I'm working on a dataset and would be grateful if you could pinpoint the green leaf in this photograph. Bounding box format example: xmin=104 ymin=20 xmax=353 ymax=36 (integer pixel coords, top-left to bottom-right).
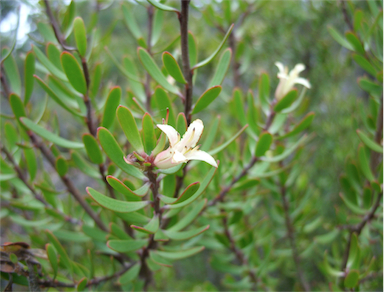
xmin=24 ymin=51 xmax=35 ymax=104
xmin=358 ymin=145 xmax=375 ymax=181
xmin=122 ymin=5 xmax=142 ymax=39
xmin=147 ymin=0 xmax=179 ymax=13
xmin=356 ymin=130 xmax=382 ymax=153
xmin=154 ymin=87 xmax=176 ymax=127
xmin=23 ymin=148 xmax=37 ymax=180
xmin=344 ymin=270 xmax=359 ymax=288
xmin=37 ymin=22 xmax=56 ymax=43
xmin=358 ymin=77 xmax=382 ymax=97
xmin=82 ymin=134 xmax=104 ymax=164
xmin=82 ymin=225 xmax=107 ymax=242
xmin=61 ymin=52 xmax=87 ymax=95
xmin=74 ymin=17 xmax=87 ymax=57
xmin=255 ymin=132 xmax=273 ymax=157
xmin=101 ymin=86 xmax=121 ymax=129
xmin=162 ymin=52 xmax=186 ymax=84
xmin=209 ymin=48 xmax=232 ymax=87
xmin=34 ymin=75 xmax=83 ymax=117
xmin=315 ymin=229 xmax=339 ymax=244
xmin=2 ymin=48 xmax=21 ymax=96
xmin=232 ymin=179 xmax=260 ymax=191
xmin=86 ymin=187 xmax=149 ymax=213
xmin=45 ymin=243 xmax=58 ymax=280
xmin=167 ymin=167 xmax=217 ymax=209
xmin=322 ymin=251 xmax=345 ymax=277
xmin=188 ymin=32 xmax=197 ymax=66
xmin=20 ymin=118 xmax=84 ymax=149
xmin=107 ymin=176 xmax=149 ymax=199
xmin=151 ymin=9 xmax=163 ymax=46
xmin=274 ymin=89 xmax=298 ymax=112
xmin=149 ymin=251 xmax=173 ymax=267
xmin=352 ymin=54 xmax=377 ymax=76
xmin=32 ymin=45 xmax=68 ymax=81
xmin=154 ymin=229 xmax=169 ymax=242
xmin=105 ymin=47 xmax=141 ymax=82
xmin=164 ymin=225 xmax=209 ymax=241
xmin=168 ymin=199 xmax=206 ymax=232
xmin=346 ymin=32 xmax=365 ymax=55
xmin=138 ymin=47 xmax=179 ymax=94
xmin=123 ymin=57 xmax=146 ymax=102
xmin=327 ymin=26 xmax=354 ymax=51
xmin=340 ymin=193 xmax=369 ymax=215
xmin=119 ymin=263 xmax=141 ymax=284
xmin=97 ymin=127 xmax=144 ymax=179
xmin=76 ymin=277 xmax=88 ymax=292
xmin=279 ymin=112 xmax=315 ymax=139
xmin=160 ymin=182 xmax=200 ymax=204
xmin=71 ymin=151 xmax=100 ymax=178
xmin=263 ymin=135 xmax=309 ymax=162
xmin=281 ymin=87 xmax=307 ymax=114
xmin=176 ymin=113 xmax=187 ymax=134
xmin=259 ymin=72 xmax=270 ymax=113
xmin=46 ymin=230 xmax=73 ymax=276
xmin=209 ymin=125 xmax=248 ymax=155
xmin=90 ymin=63 xmax=102 ymax=100
xmin=131 ymin=214 xmax=159 ymax=234
xmin=192 ymin=86 xmax=222 ymax=114
xmin=193 ymin=24 xmax=234 ymax=70
xmin=233 ymin=89 xmax=247 ymax=126
xmin=155 ymin=246 xmax=205 ymax=260
xmin=9 ymin=93 xmax=26 ymax=121
xmin=117 ymin=106 xmax=144 ymax=153
xmin=55 ymin=156 xmax=68 ymax=177
xmin=107 ymin=239 xmax=147 ymax=253
xmin=142 ymin=113 xmax=156 ymax=154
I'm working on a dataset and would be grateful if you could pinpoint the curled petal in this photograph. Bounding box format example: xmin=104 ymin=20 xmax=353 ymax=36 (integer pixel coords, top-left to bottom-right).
xmin=294 ymin=77 xmax=311 ymax=89
xmin=177 ymin=119 xmax=204 ymax=151
xmin=156 ymin=124 xmax=180 ymax=147
xmin=275 ymin=62 xmax=286 ymax=75
xmin=292 ymin=63 xmax=306 ymax=74
xmin=153 ymin=148 xmax=174 ymax=169
xmin=184 ymin=149 xmax=218 ymax=168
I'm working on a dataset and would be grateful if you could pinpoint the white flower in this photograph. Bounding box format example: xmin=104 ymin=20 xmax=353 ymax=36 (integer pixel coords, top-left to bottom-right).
xmin=274 ymin=62 xmax=311 ymax=100
xmin=154 ymin=119 xmax=218 ymax=169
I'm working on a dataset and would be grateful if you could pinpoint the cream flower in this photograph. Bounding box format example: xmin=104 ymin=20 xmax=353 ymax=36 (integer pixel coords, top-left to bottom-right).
xmin=154 ymin=119 xmax=217 ymax=169
xmin=274 ymin=62 xmax=311 ymax=100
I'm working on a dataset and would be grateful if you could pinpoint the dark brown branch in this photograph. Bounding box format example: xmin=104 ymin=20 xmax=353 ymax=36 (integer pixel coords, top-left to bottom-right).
xmin=179 ymin=0 xmax=193 ymax=125
xmin=341 ymin=192 xmax=383 ymax=271
xmin=144 ymin=5 xmax=154 ymax=112
xmin=280 ymin=182 xmax=310 ymax=292
xmin=38 ymin=262 xmax=135 ymax=288
xmin=1 ymin=145 xmax=80 ymax=225
xmin=27 ymin=132 xmax=108 ymax=232
xmin=222 ymin=212 xmax=258 ymax=290
xmin=340 ymin=0 xmax=354 ymax=32
xmin=43 ymin=0 xmax=76 ymax=51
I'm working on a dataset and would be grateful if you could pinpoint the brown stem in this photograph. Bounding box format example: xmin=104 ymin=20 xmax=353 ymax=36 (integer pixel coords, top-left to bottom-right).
xmin=1 ymin=145 xmax=80 ymax=225
xmin=341 ymin=0 xmax=354 ymax=31
xmin=179 ymin=0 xmax=193 ymax=125
xmin=27 ymin=132 xmax=108 ymax=232
xmin=38 ymin=262 xmax=135 ymax=288
xmin=280 ymin=182 xmax=310 ymax=292
xmin=145 ymin=5 xmax=154 ymax=112
xmin=43 ymin=0 xmax=76 ymax=51
xmin=139 ymin=167 xmax=161 ymax=290
xmin=341 ymin=192 xmax=383 ymax=271
xmin=228 ymin=32 xmax=240 ymax=88
xmin=222 ymin=213 xmax=258 ymax=290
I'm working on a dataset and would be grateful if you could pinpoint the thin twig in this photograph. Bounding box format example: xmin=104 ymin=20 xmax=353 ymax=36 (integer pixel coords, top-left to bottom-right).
xmin=1 ymin=145 xmax=80 ymax=225
xmin=179 ymin=0 xmax=193 ymax=125
xmin=280 ymin=181 xmax=310 ymax=292
xmin=340 ymin=0 xmax=354 ymax=32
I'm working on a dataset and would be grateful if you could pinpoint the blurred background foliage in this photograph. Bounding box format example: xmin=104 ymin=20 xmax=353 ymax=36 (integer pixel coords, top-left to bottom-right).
xmin=0 ymin=0 xmax=382 ymax=291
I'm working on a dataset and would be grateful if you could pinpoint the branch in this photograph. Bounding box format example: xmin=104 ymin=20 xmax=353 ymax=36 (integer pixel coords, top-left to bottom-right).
xmin=1 ymin=145 xmax=80 ymax=225
xmin=280 ymin=182 xmax=310 ymax=292
xmin=38 ymin=262 xmax=135 ymax=288
xmin=43 ymin=0 xmax=76 ymax=51
xmin=27 ymin=131 xmax=108 ymax=232
xmin=340 ymin=0 xmax=354 ymax=32
xmin=179 ymin=0 xmax=193 ymax=125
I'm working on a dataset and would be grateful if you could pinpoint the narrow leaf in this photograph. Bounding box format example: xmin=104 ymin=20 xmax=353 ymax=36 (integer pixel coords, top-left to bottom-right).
xmin=60 ymin=52 xmax=87 ymax=95
xmin=209 ymin=48 xmax=232 ymax=87
xmin=101 ymin=86 xmax=121 ymax=129
xmin=209 ymin=125 xmax=248 ymax=155
xmin=73 ymin=17 xmax=87 ymax=57
xmin=356 ymin=130 xmax=382 ymax=153
xmin=119 ymin=263 xmax=141 ymax=284
xmin=32 ymin=45 xmax=68 ymax=81
xmin=142 ymin=113 xmax=156 ymax=154
xmin=256 ymin=132 xmax=273 ymax=157
xmin=274 ymin=90 xmax=298 ymax=112
xmin=279 ymin=112 xmax=315 ymax=139
xmin=192 ymin=86 xmax=222 ymax=114
xmin=117 ymin=106 xmax=144 ymax=153
xmin=107 ymin=176 xmax=149 ymax=199
xmin=107 ymin=239 xmax=147 ymax=253
xmin=164 ymin=225 xmax=209 ymax=241
xmin=24 ymin=51 xmax=35 ymax=104
xmin=82 ymin=133 xmax=104 ymax=164
xmin=147 ymin=0 xmax=179 ymax=13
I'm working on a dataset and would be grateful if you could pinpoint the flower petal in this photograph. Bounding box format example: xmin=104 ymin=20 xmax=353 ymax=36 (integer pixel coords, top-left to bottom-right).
xmin=177 ymin=119 xmax=204 ymax=151
xmin=172 ymin=150 xmax=188 ymax=164
xmin=292 ymin=63 xmax=306 ymax=74
xmin=294 ymin=77 xmax=311 ymax=89
xmin=154 ymin=148 xmax=175 ymax=169
xmin=156 ymin=124 xmax=180 ymax=147
xmin=275 ymin=62 xmax=286 ymax=75
xmin=184 ymin=149 xmax=218 ymax=168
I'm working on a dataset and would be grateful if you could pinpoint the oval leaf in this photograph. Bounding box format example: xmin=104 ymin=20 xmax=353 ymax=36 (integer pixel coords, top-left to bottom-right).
xmin=60 ymin=52 xmax=87 ymax=94
xmin=74 ymin=17 xmax=87 ymax=57
xmin=116 ymin=105 xmax=144 ymax=153
xmin=101 ymin=86 xmax=121 ymax=129
xmin=192 ymin=86 xmax=222 ymax=114
xmin=162 ymin=52 xmax=186 ymax=84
